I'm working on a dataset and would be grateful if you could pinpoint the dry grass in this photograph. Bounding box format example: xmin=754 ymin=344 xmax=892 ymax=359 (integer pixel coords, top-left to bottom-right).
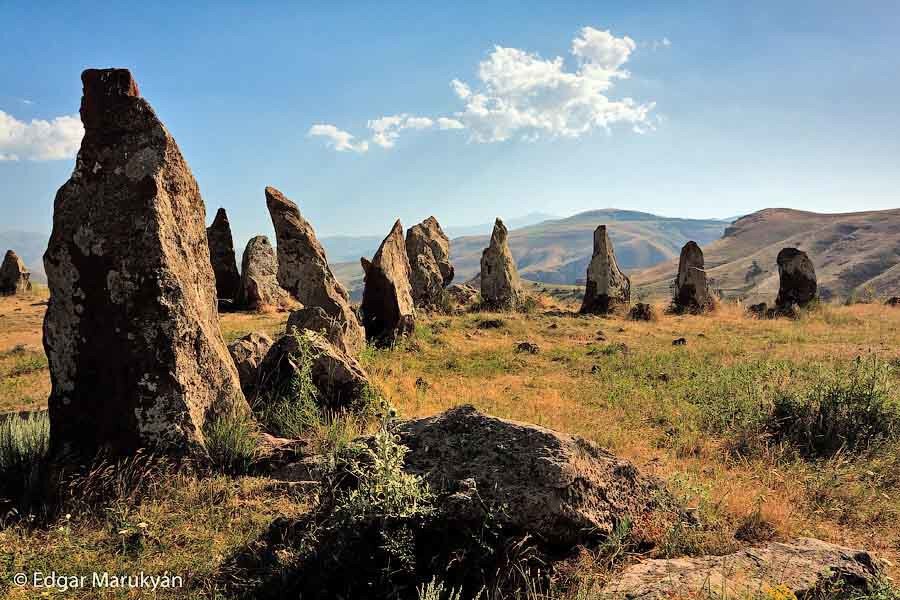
xmin=1 ymin=295 xmax=899 ymax=598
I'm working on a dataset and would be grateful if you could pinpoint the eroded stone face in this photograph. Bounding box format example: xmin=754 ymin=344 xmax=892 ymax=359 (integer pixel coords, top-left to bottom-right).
xmin=479 ymin=218 xmax=522 ymax=310
xmin=237 ymin=235 xmax=295 ymax=311
xmin=406 ymin=216 xmax=453 ymax=308
xmin=0 ymin=250 xmax=32 ymax=296
xmin=228 ymin=332 xmax=273 ymax=399
xmin=673 ymin=241 xmax=712 ymax=312
xmin=360 ymin=220 xmax=415 ymax=345
xmin=776 ymin=247 xmax=817 ymax=308
xmin=579 ymin=225 xmax=630 ymax=314
xmin=206 ymin=208 xmax=241 ymax=301
xmin=43 ymin=68 xmax=248 ymax=460
xmin=265 ymin=186 xmax=364 ymax=353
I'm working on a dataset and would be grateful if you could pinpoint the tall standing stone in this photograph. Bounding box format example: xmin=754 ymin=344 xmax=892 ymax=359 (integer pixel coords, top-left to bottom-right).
xmin=360 ymin=220 xmax=415 ymax=345
xmin=480 ymin=218 xmax=523 ymax=309
xmin=406 ymin=216 xmax=454 ymax=308
xmin=775 ymin=248 xmax=817 ymax=309
xmin=237 ymin=235 xmax=295 ymax=311
xmin=206 ymin=207 xmax=240 ymax=302
xmin=43 ymin=68 xmax=247 ymax=460
xmin=264 ymin=186 xmax=363 ymax=353
xmin=673 ymin=241 xmax=712 ymax=312
xmin=579 ymin=225 xmax=630 ymax=314
xmin=0 ymin=250 xmax=32 ymax=295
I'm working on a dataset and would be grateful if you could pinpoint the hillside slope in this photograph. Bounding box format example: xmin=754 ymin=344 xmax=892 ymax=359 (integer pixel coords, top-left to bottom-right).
xmin=632 ymin=208 xmax=900 ymax=302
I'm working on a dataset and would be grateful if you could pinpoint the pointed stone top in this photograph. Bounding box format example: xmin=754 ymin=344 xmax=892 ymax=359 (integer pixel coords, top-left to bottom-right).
xmin=679 ymin=241 xmax=704 ymax=266
xmin=389 ymin=219 xmax=403 ymax=237
xmin=80 ymin=68 xmax=141 ymax=129
xmin=593 ymin=224 xmax=611 ymax=254
xmin=265 ymin=186 xmax=295 ymax=210
xmin=491 ymin=218 xmax=508 ymax=246
xmin=212 ymin=207 xmax=229 ymax=225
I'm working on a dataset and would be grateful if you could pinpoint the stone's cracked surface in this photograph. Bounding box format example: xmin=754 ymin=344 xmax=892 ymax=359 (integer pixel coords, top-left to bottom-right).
xmin=580 ymin=224 xmax=630 ymax=314
xmin=360 ymin=220 xmax=415 ymax=345
xmin=480 ymin=218 xmax=522 ymax=310
xmin=206 ymin=208 xmax=241 ymax=301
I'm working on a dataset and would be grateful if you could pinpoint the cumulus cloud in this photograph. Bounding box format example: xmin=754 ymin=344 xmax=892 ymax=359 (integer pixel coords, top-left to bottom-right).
xmin=309 ymin=25 xmax=656 ymax=152
xmin=0 ymin=110 xmax=83 ymax=161
xmin=307 ymin=123 xmax=369 ymax=153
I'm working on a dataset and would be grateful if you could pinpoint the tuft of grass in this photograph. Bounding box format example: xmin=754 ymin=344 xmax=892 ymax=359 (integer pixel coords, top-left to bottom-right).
xmin=255 ymin=329 xmax=321 ymax=438
xmin=0 ymin=410 xmax=50 ymax=516
xmin=204 ymin=408 xmax=260 ymax=475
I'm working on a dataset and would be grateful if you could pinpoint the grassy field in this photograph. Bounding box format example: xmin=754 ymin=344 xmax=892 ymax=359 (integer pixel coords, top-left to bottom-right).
xmin=1 ymin=293 xmax=899 ymax=598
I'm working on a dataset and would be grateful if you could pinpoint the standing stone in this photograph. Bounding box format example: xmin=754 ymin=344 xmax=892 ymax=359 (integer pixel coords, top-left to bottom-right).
xmin=206 ymin=208 xmax=241 ymax=302
xmin=264 ymin=186 xmax=363 ymax=353
xmin=237 ymin=236 xmax=295 ymax=311
xmin=0 ymin=250 xmax=32 ymax=295
xmin=43 ymin=68 xmax=247 ymax=460
xmin=775 ymin=248 xmax=817 ymax=309
xmin=580 ymin=225 xmax=630 ymax=314
xmin=406 ymin=216 xmax=454 ymax=308
xmin=480 ymin=218 xmax=523 ymax=309
xmin=673 ymin=241 xmax=712 ymax=313
xmin=360 ymin=220 xmax=415 ymax=345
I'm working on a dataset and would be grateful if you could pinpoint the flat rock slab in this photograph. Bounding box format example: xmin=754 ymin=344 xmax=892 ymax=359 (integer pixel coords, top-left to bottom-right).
xmin=602 ymin=538 xmax=882 ymax=599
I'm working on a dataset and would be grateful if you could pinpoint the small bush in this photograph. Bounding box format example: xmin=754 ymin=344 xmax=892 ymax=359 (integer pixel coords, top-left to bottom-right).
xmin=0 ymin=411 xmax=50 ymax=515
xmin=768 ymin=359 xmax=900 ymax=458
xmin=204 ymin=408 xmax=259 ymax=475
xmin=256 ymin=329 xmax=321 ymax=438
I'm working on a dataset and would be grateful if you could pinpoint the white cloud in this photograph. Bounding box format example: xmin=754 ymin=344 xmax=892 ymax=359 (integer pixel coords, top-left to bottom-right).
xmin=0 ymin=110 xmax=83 ymax=161
xmin=307 ymin=123 xmax=369 ymax=153
xmin=309 ymin=25 xmax=656 ymax=152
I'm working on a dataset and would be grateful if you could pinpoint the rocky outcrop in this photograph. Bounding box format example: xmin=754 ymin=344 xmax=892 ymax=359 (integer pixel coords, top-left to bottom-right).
xmin=602 ymin=538 xmax=882 ymax=599
xmin=776 ymin=247 xmax=817 ymax=309
xmin=480 ymin=219 xmax=523 ymax=309
xmin=580 ymin=225 xmax=630 ymax=314
xmin=0 ymin=250 xmax=32 ymax=295
xmin=406 ymin=216 xmax=453 ymax=308
xmin=265 ymin=186 xmax=363 ymax=353
xmin=228 ymin=332 xmax=273 ymax=399
xmin=286 ymin=305 xmax=357 ymax=355
xmin=206 ymin=208 xmax=241 ymax=302
xmin=43 ymin=68 xmax=247 ymax=459
xmin=360 ymin=220 xmax=415 ymax=345
xmin=444 ymin=283 xmax=479 ymax=308
xmin=255 ymin=329 xmax=370 ymax=410
xmin=237 ymin=236 xmax=295 ymax=311
xmin=672 ymin=241 xmax=712 ymax=313
xmin=397 ymin=405 xmax=681 ymax=547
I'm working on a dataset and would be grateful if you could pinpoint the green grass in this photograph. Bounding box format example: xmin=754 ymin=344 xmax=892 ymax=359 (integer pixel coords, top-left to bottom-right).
xmin=203 ymin=408 xmax=260 ymax=475
xmin=0 ymin=410 xmax=50 ymax=517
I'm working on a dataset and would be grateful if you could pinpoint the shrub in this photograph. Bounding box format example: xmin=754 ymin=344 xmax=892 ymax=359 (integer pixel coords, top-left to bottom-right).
xmin=0 ymin=411 xmax=50 ymax=516
xmin=767 ymin=359 xmax=900 ymax=458
xmin=203 ymin=408 xmax=259 ymax=475
xmin=256 ymin=329 xmax=321 ymax=438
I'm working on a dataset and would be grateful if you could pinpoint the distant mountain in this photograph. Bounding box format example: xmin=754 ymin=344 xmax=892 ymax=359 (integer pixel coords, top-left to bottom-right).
xmin=442 ymin=212 xmax=560 ymax=238
xmin=631 ymin=208 xmax=900 ymax=302
xmin=0 ymin=231 xmax=47 ymax=283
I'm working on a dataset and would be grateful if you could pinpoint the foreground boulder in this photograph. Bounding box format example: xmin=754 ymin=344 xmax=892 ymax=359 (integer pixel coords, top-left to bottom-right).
xmin=265 ymin=186 xmax=363 ymax=353
xmin=206 ymin=208 xmax=241 ymax=303
xmin=480 ymin=218 xmax=523 ymax=309
xmin=43 ymin=68 xmax=247 ymax=459
xmin=406 ymin=216 xmax=453 ymax=308
xmin=360 ymin=220 xmax=415 ymax=345
xmin=237 ymin=236 xmax=295 ymax=311
xmin=580 ymin=225 xmax=630 ymax=314
xmin=286 ymin=305 xmax=358 ymax=355
xmin=602 ymin=537 xmax=882 ymax=599
xmin=776 ymin=247 xmax=817 ymax=309
xmin=0 ymin=250 xmax=32 ymax=295
xmin=255 ymin=329 xmax=370 ymax=409
xmin=228 ymin=332 xmax=273 ymax=399
xmin=444 ymin=283 xmax=479 ymax=309
xmin=672 ymin=241 xmax=712 ymax=313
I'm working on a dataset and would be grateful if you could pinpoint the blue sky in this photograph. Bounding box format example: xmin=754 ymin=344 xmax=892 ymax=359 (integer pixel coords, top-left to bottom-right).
xmin=1 ymin=1 xmax=899 ymax=249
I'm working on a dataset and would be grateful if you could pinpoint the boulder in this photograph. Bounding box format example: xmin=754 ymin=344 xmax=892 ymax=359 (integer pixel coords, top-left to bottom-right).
xmin=672 ymin=241 xmax=712 ymax=313
xmin=237 ymin=236 xmax=295 ymax=311
xmin=480 ymin=218 xmax=523 ymax=309
xmin=360 ymin=220 xmax=415 ymax=345
xmin=228 ymin=332 xmax=273 ymax=399
xmin=286 ymin=305 xmax=359 ymax=355
xmin=406 ymin=216 xmax=454 ymax=308
xmin=444 ymin=283 xmax=479 ymax=308
xmin=397 ymin=405 xmax=681 ymax=548
xmin=776 ymin=247 xmax=817 ymax=309
xmin=255 ymin=329 xmax=370 ymax=410
xmin=43 ymin=68 xmax=247 ymax=459
xmin=265 ymin=186 xmax=363 ymax=353
xmin=628 ymin=302 xmax=656 ymax=321
xmin=0 ymin=250 xmax=32 ymax=295
xmin=602 ymin=538 xmax=882 ymax=599
xmin=206 ymin=207 xmax=241 ymax=302
xmin=887 ymin=297 xmax=900 ymax=307
xmin=579 ymin=225 xmax=630 ymax=314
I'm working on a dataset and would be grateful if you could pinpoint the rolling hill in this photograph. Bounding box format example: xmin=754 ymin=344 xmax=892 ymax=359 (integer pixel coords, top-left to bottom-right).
xmin=631 ymin=208 xmax=900 ymax=302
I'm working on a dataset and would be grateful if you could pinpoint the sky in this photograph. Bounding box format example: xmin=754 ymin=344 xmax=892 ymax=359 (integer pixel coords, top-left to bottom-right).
xmin=1 ymin=1 xmax=899 ymax=249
